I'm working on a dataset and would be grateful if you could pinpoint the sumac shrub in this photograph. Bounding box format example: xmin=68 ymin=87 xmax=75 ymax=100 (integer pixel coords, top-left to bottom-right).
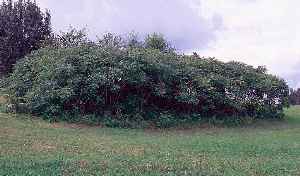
xmin=4 ymin=36 xmax=290 ymax=128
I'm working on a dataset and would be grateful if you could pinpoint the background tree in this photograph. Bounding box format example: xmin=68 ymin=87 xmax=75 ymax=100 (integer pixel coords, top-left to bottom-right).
xmin=289 ymin=88 xmax=300 ymax=105
xmin=0 ymin=0 xmax=51 ymax=75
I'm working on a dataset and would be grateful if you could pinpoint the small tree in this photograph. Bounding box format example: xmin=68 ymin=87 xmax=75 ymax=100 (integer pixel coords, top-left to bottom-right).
xmin=0 ymin=0 xmax=51 ymax=75
xmin=46 ymin=27 xmax=90 ymax=48
xmin=145 ymin=33 xmax=174 ymax=53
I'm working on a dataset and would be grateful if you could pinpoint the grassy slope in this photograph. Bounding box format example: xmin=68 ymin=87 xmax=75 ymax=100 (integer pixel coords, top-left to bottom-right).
xmin=1 ymin=107 xmax=300 ymax=176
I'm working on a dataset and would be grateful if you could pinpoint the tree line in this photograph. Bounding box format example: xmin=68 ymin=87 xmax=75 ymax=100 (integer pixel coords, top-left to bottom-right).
xmin=289 ymin=88 xmax=300 ymax=105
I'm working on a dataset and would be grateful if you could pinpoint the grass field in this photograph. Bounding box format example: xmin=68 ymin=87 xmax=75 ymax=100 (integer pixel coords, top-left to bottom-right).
xmin=1 ymin=107 xmax=300 ymax=175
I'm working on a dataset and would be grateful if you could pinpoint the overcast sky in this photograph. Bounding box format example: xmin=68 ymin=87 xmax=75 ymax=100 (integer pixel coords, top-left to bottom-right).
xmin=37 ymin=0 xmax=300 ymax=88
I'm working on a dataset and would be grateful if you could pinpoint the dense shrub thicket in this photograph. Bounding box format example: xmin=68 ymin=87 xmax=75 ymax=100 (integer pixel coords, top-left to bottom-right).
xmin=4 ymin=33 xmax=290 ymax=127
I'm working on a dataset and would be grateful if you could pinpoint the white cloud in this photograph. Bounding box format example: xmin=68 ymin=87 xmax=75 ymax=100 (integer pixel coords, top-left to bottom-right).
xmin=198 ymin=0 xmax=300 ymax=87
xmin=37 ymin=0 xmax=221 ymax=50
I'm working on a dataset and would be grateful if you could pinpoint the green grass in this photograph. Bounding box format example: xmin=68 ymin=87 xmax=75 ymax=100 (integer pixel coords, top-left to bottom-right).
xmin=1 ymin=107 xmax=300 ymax=175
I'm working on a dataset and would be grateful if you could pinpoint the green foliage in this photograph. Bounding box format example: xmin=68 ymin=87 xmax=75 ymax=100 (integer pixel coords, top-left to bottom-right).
xmin=155 ymin=113 xmax=178 ymax=128
xmin=4 ymin=32 xmax=290 ymax=128
xmin=0 ymin=0 xmax=51 ymax=74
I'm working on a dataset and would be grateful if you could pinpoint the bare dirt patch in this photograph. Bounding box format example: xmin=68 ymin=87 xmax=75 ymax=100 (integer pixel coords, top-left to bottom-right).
xmin=31 ymin=142 xmax=57 ymax=152
xmin=122 ymin=146 xmax=146 ymax=157
xmin=50 ymin=122 xmax=102 ymax=129
xmin=0 ymin=127 xmax=19 ymax=136
xmin=0 ymin=95 xmax=7 ymax=104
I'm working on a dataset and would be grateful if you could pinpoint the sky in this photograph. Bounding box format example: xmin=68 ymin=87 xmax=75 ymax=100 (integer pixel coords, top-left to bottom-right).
xmin=37 ymin=0 xmax=300 ymax=88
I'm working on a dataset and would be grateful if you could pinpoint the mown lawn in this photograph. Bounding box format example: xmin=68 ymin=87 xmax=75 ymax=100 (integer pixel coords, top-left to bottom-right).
xmin=1 ymin=107 xmax=300 ymax=176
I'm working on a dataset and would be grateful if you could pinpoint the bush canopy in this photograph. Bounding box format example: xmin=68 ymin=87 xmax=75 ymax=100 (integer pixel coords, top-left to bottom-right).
xmin=4 ymin=33 xmax=290 ymax=127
